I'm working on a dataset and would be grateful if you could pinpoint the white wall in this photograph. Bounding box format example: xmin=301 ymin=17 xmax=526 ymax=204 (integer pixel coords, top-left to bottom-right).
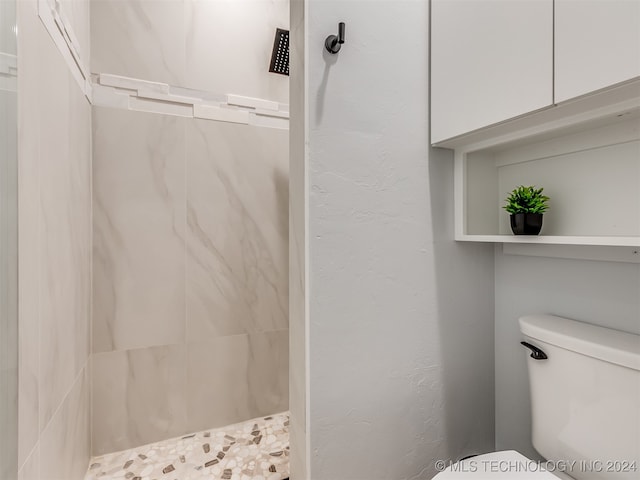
xmin=290 ymin=1 xmax=497 ymax=478
xmin=495 ymin=249 xmax=640 ymax=458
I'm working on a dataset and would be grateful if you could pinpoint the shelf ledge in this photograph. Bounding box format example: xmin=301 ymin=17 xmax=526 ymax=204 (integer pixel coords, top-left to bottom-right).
xmin=455 ymin=235 xmax=640 ymax=247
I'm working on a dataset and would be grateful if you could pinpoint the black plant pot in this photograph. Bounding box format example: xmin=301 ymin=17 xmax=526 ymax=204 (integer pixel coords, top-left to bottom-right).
xmin=510 ymin=213 xmax=543 ymax=235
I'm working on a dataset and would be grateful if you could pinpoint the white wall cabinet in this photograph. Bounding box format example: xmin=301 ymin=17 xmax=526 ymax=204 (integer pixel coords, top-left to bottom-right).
xmin=433 ymin=0 xmax=640 ymax=252
xmin=431 ymin=0 xmax=553 ymax=144
xmin=432 ymin=0 xmax=640 ymax=145
xmin=555 ymin=0 xmax=640 ymax=103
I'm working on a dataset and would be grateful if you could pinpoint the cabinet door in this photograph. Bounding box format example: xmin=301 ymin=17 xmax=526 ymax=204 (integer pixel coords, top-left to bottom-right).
xmin=555 ymin=0 xmax=640 ymax=103
xmin=431 ymin=0 xmax=553 ymax=144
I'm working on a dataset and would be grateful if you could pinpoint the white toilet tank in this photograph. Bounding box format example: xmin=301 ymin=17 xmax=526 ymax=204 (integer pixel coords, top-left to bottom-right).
xmin=520 ymin=314 xmax=640 ymax=480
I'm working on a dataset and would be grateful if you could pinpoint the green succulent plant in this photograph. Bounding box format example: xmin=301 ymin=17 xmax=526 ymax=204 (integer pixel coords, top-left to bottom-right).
xmin=503 ymin=185 xmax=550 ymax=214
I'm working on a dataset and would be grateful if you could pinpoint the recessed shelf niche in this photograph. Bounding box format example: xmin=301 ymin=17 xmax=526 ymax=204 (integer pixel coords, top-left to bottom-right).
xmin=454 ymin=110 xmax=640 ymax=247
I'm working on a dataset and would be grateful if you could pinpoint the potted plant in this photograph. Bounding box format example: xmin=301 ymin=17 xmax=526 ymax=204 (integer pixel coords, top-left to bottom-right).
xmin=503 ymin=185 xmax=550 ymax=235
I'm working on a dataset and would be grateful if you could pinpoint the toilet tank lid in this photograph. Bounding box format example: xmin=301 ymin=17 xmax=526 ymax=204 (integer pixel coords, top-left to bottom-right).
xmin=519 ymin=314 xmax=640 ymax=371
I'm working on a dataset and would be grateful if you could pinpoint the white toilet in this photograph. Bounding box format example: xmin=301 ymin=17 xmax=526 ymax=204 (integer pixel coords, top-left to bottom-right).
xmin=434 ymin=314 xmax=640 ymax=479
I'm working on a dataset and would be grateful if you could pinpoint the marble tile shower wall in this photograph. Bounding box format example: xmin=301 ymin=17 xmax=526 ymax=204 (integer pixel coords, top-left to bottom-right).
xmin=91 ymin=107 xmax=289 ymax=455
xmin=17 ymin=0 xmax=92 ymax=479
xmin=91 ymin=0 xmax=290 ymax=104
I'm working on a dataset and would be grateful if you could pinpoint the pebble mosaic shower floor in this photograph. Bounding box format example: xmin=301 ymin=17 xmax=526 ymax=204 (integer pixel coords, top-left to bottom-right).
xmin=85 ymin=413 xmax=290 ymax=480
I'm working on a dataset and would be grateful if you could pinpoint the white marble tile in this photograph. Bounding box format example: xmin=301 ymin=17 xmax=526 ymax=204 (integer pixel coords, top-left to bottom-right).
xmin=39 ymin=367 xmax=90 ymax=480
xmin=91 ymin=0 xmax=185 ymax=86
xmin=16 ymin=0 xmax=41 ymax=462
xmin=0 ymin=367 xmax=18 ymax=480
xmin=248 ymin=113 xmax=289 ymax=130
xmin=59 ymin=0 xmax=91 ymax=68
xmin=186 ymin=119 xmax=288 ymax=341
xmin=193 ymin=104 xmax=250 ymax=125
xmin=91 ymin=344 xmax=188 ymax=455
xmin=90 ymin=84 xmax=131 ymax=110
xmin=186 ymin=330 xmax=289 ymax=433
xmin=136 ymin=88 xmax=196 ymax=105
xmin=0 ymin=0 xmax=16 ymax=58
xmin=37 ymin=16 xmax=92 ymax=432
xmin=97 ymin=73 xmax=170 ymax=93
xmin=184 ymin=0 xmax=289 ymax=103
xmin=226 ymin=94 xmax=280 ymax=111
xmin=17 ymin=444 xmax=39 ymax=480
xmin=92 ymin=74 xmax=290 ymax=129
xmin=17 ymin=0 xmax=92 ymax=471
xmin=288 ymin=3 xmax=308 ymax=477
xmin=129 ymin=95 xmax=194 ymax=117
xmin=37 ymin=0 xmax=91 ymax=97
xmin=254 ymin=108 xmax=290 ymax=119
xmin=92 ymin=107 xmax=186 ymax=353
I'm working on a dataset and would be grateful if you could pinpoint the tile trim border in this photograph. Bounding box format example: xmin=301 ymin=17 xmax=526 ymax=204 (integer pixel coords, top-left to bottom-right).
xmin=36 ymin=0 xmax=290 ymax=130
xmin=37 ymin=0 xmax=92 ymax=100
xmin=0 ymin=52 xmax=17 ymax=93
xmin=92 ymin=74 xmax=290 ymax=130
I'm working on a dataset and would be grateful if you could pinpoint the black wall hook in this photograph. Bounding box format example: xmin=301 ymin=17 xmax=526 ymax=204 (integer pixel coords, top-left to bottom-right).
xmin=325 ymin=22 xmax=345 ymax=54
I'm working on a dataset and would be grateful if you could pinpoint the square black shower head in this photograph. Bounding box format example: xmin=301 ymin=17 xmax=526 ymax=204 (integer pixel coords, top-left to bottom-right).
xmin=269 ymin=28 xmax=289 ymax=76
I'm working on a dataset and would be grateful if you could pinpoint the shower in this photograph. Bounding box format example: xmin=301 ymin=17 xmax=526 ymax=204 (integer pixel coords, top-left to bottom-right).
xmin=13 ymin=0 xmax=291 ymax=479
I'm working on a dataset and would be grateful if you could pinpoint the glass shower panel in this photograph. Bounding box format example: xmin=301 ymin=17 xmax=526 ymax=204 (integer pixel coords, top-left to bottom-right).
xmin=0 ymin=0 xmax=18 ymax=478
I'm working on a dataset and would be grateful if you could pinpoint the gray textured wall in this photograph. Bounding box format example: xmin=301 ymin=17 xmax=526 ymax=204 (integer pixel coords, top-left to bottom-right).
xmin=495 ymin=250 xmax=640 ymax=458
xmin=299 ymin=2 xmax=497 ymax=478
